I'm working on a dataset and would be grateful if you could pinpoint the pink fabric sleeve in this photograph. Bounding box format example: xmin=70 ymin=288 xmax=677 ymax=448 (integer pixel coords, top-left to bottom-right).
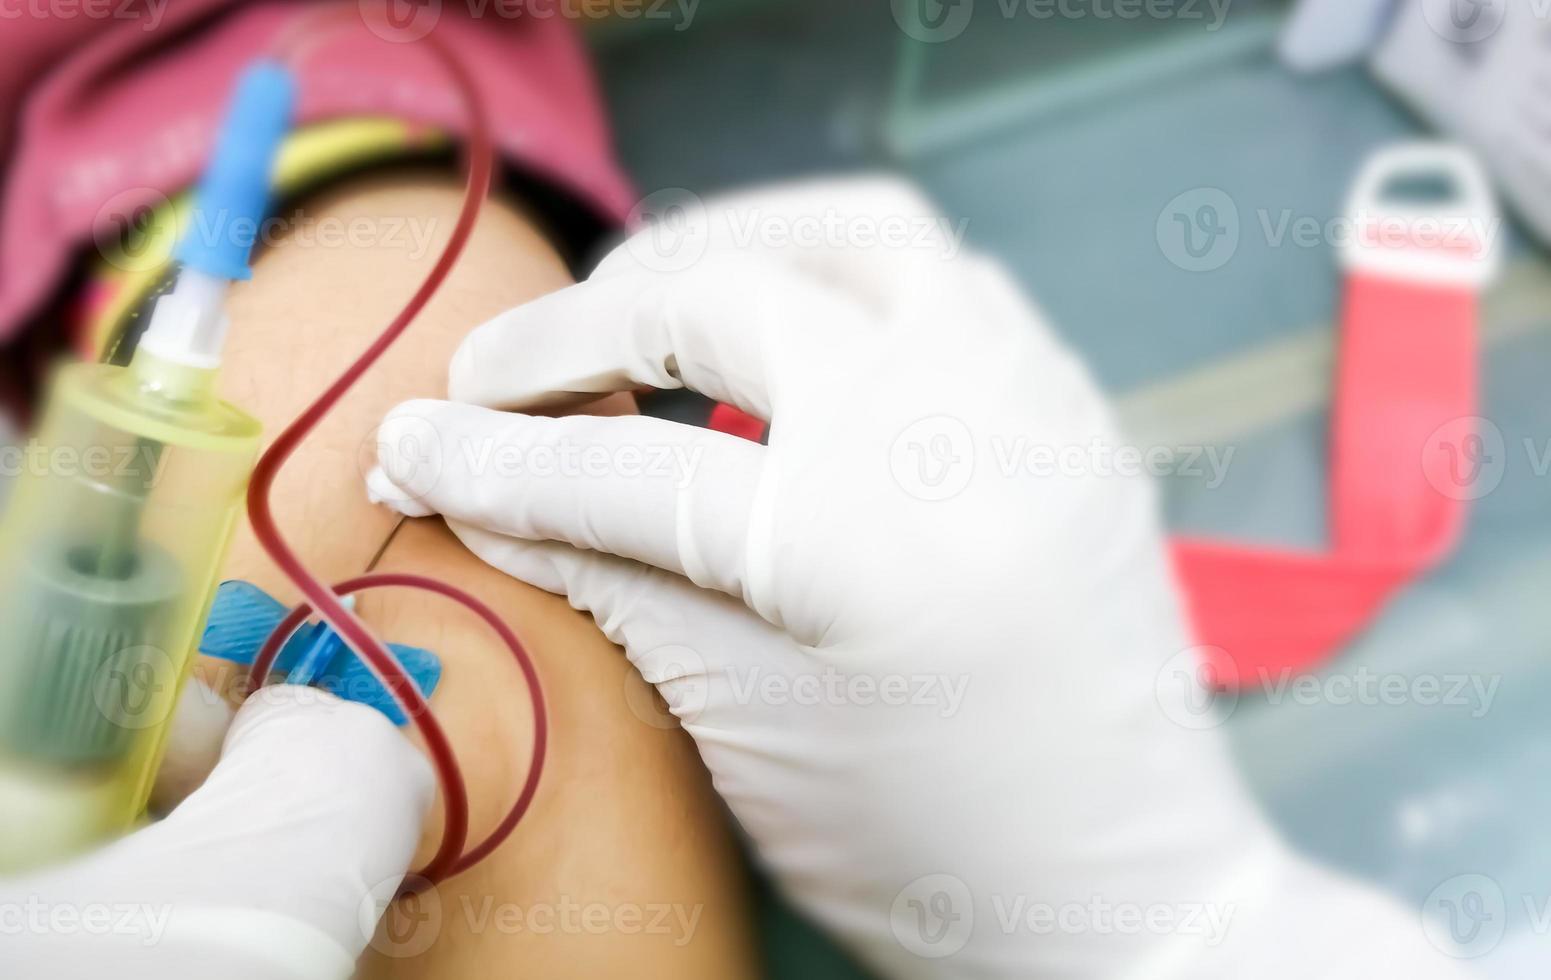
xmin=0 ymin=0 xmax=637 ymax=341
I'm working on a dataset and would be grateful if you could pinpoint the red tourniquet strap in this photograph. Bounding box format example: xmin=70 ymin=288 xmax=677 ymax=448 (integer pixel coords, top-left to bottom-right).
xmin=706 ymin=275 xmax=1480 ymax=691
xmin=709 ymin=402 xmax=770 ymax=443
xmin=1172 ymin=275 xmax=1476 ymax=687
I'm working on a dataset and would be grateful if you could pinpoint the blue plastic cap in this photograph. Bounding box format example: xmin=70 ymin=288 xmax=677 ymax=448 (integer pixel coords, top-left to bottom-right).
xmin=173 ymin=61 xmax=297 ymax=281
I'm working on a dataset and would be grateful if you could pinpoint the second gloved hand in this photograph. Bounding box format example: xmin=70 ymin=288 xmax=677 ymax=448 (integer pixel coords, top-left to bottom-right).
xmin=368 ymin=179 xmax=1469 ymax=980
xmin=2 ymin=686 xmax=432 ymax=980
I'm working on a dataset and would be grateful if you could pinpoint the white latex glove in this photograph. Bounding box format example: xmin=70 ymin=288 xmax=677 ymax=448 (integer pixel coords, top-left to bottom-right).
xmin=0 ymin=685 xmax=433 ymax=980
xmin=368 ymin=178 xmax=1471 ymax=979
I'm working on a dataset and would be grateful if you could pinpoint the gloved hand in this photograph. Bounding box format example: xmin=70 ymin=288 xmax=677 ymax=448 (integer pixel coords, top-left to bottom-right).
xmin=368 ymin=179 xmax=1471 ymax=979
xmin=1 ymin=685 xmax=432 ymax=980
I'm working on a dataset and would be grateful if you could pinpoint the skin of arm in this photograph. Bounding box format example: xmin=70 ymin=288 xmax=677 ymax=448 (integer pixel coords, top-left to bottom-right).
xmin=197 ymin=170 xmax=760 ymax=979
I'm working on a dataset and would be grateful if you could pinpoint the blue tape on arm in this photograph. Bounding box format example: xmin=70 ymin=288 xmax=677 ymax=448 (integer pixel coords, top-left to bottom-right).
xmin=200 ymin=580 xmax=443 ymax=726
xmin=325 ymin=644 xmax=443 ymax=726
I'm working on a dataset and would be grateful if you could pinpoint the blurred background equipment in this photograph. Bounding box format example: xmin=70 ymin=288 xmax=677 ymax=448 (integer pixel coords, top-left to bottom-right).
xmin=1276 ymin=0 xmax=1551 ymax=244
xmin=1373 ymin=0 xmax=1551 ymax=248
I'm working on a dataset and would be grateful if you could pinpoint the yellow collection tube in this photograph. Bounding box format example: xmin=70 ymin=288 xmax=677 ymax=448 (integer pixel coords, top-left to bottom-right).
xmin=0 ymin=350 xmax=260 ymax=872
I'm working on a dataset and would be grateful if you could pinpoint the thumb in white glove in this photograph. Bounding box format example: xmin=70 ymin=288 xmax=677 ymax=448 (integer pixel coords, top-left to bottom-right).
xmin=368 ymin=177 xmax=1473 ymax=979
xmin=1 ymin=686 xmax=433 ymax=980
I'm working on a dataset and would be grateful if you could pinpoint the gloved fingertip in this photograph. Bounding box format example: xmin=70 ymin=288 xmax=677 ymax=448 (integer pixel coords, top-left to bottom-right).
xmin=371 ymin=400 xmax=463 ymax=515
xmin=366 ymin=464 xmax=436 ymax=518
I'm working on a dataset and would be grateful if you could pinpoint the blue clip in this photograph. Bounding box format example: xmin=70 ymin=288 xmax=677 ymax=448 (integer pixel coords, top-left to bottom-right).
xmin=201 ymin=581 xmax=442 ymax=726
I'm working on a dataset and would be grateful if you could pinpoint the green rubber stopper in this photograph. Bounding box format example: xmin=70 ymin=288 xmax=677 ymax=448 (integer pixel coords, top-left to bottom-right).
xmin=2 ymin=535 xmax=183 ymax=767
